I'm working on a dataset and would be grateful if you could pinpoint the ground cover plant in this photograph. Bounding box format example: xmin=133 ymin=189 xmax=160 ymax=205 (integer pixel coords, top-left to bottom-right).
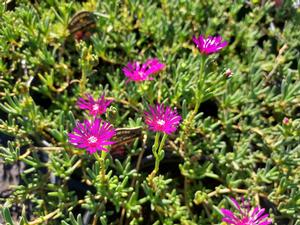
xmin=0 ymin=0 xmax=300 ymax=224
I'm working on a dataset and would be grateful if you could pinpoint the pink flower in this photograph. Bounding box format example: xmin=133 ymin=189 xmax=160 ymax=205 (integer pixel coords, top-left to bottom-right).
xmin=144 ymin=104 xmax=181 ymax=134
xmin=122 ymin=58 xmax=165 ymax=82
xmin=221 ymin=197 xmax=272 ymax=225
xmin=193 ymin=35 xmax=228 ymax=55
xmin=77 ymin=94 xmax=112 ymax=116
xmin=68 ymin=118 xmax=116 ymax=154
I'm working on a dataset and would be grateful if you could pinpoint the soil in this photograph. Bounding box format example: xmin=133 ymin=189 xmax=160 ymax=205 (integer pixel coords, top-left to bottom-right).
xmin=0 ymin=133 xmax=25 ymax=223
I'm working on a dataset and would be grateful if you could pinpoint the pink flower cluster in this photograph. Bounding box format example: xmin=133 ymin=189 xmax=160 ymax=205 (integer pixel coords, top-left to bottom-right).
xmin=122 ymin=35 xmax=227 ymax=83
xmin=69 ymin=34 xmax=228 ymax=153
xmin=69 ymin=93 xmax=116 ymax=154
xmin=66 ymin=33 xmax=273 ymax=224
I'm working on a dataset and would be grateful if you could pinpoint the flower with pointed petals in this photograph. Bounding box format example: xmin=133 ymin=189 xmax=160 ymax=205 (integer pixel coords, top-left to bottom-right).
xmin=193 ymin=35 xmax=228 ymax=55
xmin=221 ymin=197 xmax=272 ymax=225
xmin=122 ymin=58 xmax=165 ymax=82
xmin=144 ymin=104 xmax=181 ymax=134
xmin=77 ymin=94 xmax=112 ymax=116
xmin=68 ymin=118 xmax=116 ymax=154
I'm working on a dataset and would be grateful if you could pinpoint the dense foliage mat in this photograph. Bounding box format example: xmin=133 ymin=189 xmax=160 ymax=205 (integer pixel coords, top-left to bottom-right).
xmin=0 ymin=0 xmax=300 ymax=224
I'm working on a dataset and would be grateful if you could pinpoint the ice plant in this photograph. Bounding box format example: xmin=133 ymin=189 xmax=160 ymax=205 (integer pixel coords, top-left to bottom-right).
xmin=122 ymin=58 xmax=165 ymax=82
xmin=183 ymin=34 xmax=228 ymax=139
xmin=144 ymin=104 xmax=181 ymax=135
xmin=77 ymin=94 xmax=112 ymax=116
xmin=192 ymin=35 xmax=228 ymax=55
xmin=68 ymin=118 xmax=116 ymax=154
xmin=221 ymin=197 xmax=272 ymax=225
xmin=145 ymin=104 xmax=181 ymax=183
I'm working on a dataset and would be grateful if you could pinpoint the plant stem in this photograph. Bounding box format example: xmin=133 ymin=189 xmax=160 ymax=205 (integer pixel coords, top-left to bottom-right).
xmin=157 ymin=133 xmax=168 ymax=154
xmin=94 ymin=151 xmax=107 ymax=182
xmin=153 ymin=132 xmax=161 ymax=154
xmin=180 ymin=55 xmax=206 ymax=153
xmin=101 ymin=151 xmax=107 ymax=181
xmin=28 ymin=209 xmax=60 ymax=225
xmin=193 ymin=55 xmax=206 ymax=117
xmin=148 ymin=133 xmax=167 ymax=184
xmin=153 ymin=133 xmax=168 ymax=174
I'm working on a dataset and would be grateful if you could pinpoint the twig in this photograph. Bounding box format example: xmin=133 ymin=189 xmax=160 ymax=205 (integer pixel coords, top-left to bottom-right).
xmin=92 ymin=215 xmax=98 ymax=225
xmin=27 ymin=198 xmax=87 ymax=225
xmin=265 ymin=44 xmax=288 ymax=81
xmin=18 ymin=149 xmax=31 ymax=160
xmin=28 ymin=209 xmax=60 ymax=225
xmin=207 ymin=188 xmax=267 ymax=198
xmin=18 ymin=147 xmax=65 ymax=160
xmin=32 ymin=147 xmax=65 ymax=151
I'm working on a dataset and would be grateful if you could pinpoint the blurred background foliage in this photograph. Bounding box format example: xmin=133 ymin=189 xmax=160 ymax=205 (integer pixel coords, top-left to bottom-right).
xmin=0 ymin=0 xmax=300 ymax=224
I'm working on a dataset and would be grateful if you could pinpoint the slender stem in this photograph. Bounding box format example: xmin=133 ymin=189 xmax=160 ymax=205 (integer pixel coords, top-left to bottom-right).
xmin=92 ymin=215 xmax=98 ymax=225
xmin=185 ymin=56 xmax=206 ymax=128
xmin=207 ymin=188 xmax=248 ymax=198
xmin=151 ymin=132 xmax=161 ymax=175
xmin=153 ymin=133 xmax=168 ymax=174
xmin=101 ymin=151 xmax=107 ymax=181
xmin=148 ymin=133 xmax=168 ymax=184
xmin=153 ymin=161 xmax=160 ymax=176
xmin=94 ymin=151 xmax=107 ymax=182
xmin=153 ymin=132 xmax=161 ymax=154
xmin=94 ymin=152 xmax=101 ymax=162
xmin=28 ymin=209 xmax=60 ymax=225
xmin=179 ymin=55 xmax=206 ymax=155
xmin=180 ymin=56 xmax=206 ymax=207
xmin=193 ymin=55 xmax=206 ymax=115
xmin=157 ymin=133 xmax=168 ymax=154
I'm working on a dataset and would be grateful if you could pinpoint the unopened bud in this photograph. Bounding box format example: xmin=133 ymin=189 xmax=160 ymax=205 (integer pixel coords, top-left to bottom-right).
xmin=282 ymin=117 xmax=290 ymax=125
xmin=225 ymin=68 xmax=233 ymax=78
xmin=106 ymin=106 xmax=118 ymax=123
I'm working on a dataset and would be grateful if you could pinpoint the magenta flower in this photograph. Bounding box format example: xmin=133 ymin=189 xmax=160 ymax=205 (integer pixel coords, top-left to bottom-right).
xmin=144 ymin=104 xmax=181 ymax=134
xmin=77 ymin=94 xmax=112 ymax=116
xmin=221 ymin=197 xmax=272 ymax=225
xmin=68 ymin=118 xmax=116 ymax=154
xmin=122 ymin=58 xmax=165 ymax=82
xmin=193 ymin=35 xmax=228 ymax=55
